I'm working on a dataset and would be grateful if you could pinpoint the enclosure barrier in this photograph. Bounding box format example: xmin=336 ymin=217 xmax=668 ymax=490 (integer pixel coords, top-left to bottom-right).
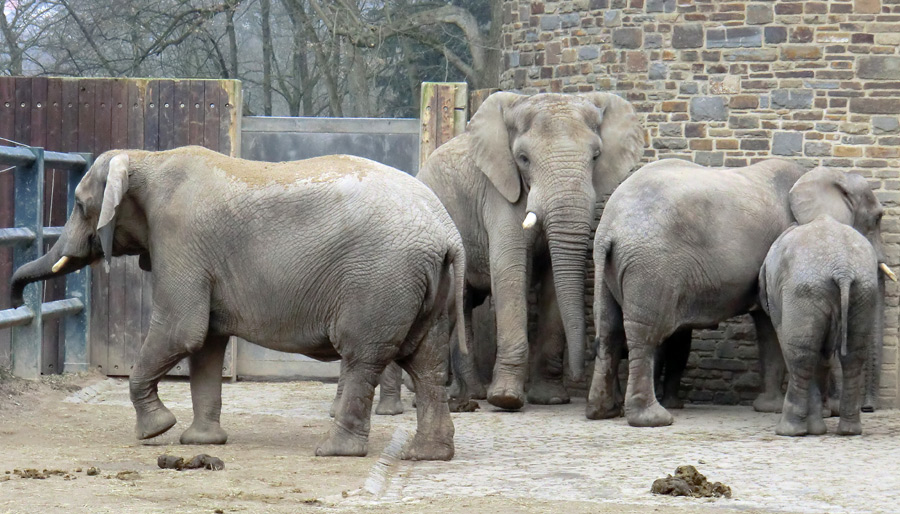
xmin=0 ymin=146 xmax=91 ymax=379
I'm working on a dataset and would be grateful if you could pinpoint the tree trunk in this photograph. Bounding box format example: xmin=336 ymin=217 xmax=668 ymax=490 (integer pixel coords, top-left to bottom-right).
xmin=260 ymin=0 xmax=274 ymax=116
xmin=347 ymin=43 xmax=370 ymax=117
xmin=226 ymin=4 xmax=239 ymax=79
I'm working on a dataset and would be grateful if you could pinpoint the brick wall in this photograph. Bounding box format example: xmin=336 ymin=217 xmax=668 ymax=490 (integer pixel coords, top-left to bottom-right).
xmin=500 ymin=0 xmax=900 ymax=408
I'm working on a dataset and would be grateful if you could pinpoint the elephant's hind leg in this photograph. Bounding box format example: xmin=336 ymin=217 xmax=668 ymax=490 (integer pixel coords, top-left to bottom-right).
xmin=317 ymin=336 xmax=393 ymax=457
xmin=586 ymin=284 xmax=624 ymax=420
xmin=658 ymin=331 xmax=691 ymax=410
xmin=776 ymin=319 xmax=824 ymax=436
xmin=398 ymin=313 xmax=454 ymax=461
xmin=375 ymin=362 xmax=404 ymax=415
xmin=181 ymin=334 xmax=230 ymax=445
xmin=622 ymin=320 xmax=673 ymax=427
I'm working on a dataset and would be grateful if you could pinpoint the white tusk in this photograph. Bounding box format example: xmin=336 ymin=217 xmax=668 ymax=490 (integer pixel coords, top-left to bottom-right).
xmin=880 ymin=263 xmax=897 ymax=282
xmin=522 ymin=212 xmax=537 ymax=230
xmin=51 ymin=256 xmax=70 ymax=273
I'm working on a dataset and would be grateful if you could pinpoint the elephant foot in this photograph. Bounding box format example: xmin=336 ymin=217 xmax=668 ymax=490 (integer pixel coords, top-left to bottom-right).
xmin=135 ymin=406 xmax=177 ymax=440
xmin=807 ymin=415 xmax=827 ymax=436
xmin=659 ymin=395 xmax=685 ymax=410
xmin=837 ymin=419 xmax=862 ymax=436
xmin=527 ymin=380 xmax=570 ymax=405
xmin=585 ymin=400 xmax=622 ymax=420
xmin=448 ymin=397 xmax=480 ymax=413
xmin=487 ymin=375 xmax=525 ymax=410
xmin=400 ymin=434 xmax=454 ymax=461
xmin=315 ymin=425 xmax=368 ymax=457
xmin=375 ymin=397 xmax=404 ymax=416
xmin=180 ymin=422 xmax=228 ymax=445
xmin=775 ymin=416 xmax=808 ymax=437
xmin=625 ymin=402 xmax=674 ymax=427
xmin=753 ymin=391 xmax=785 ymax=413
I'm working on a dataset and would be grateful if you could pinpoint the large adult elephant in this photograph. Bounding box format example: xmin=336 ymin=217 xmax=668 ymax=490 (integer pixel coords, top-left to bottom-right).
xmin=11 ymin=147 xmax=466 ymax=460
xmin=418 ymin=92 xmax=645 ymax=409
xmin=588 ymin=160 xmax=892 ymax=427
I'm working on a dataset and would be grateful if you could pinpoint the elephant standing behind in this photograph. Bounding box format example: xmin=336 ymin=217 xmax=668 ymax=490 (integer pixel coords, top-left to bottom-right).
xmin=759 ymin=215 xmax=882 ymax=436
xmin=588 ymin=161 xmax=891 ymax=427
xmin=418 ymin=92 xmax=645 ymax=410
xmin=10 ymin=147 xmax=467 ymax=461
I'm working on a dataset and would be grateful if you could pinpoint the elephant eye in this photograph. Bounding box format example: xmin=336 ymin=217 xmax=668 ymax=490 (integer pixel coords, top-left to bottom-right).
xmin=517 ymin=154 xmax=530 ymax=166
xmin=592 ymin=149 xmax=601 ymax=161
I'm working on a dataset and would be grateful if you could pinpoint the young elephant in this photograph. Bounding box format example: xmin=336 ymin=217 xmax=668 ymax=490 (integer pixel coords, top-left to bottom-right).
xmin=759 ymin=216 xmax=882 ymax=436
xmin=10 ymin=146 xmax=466 ymax=460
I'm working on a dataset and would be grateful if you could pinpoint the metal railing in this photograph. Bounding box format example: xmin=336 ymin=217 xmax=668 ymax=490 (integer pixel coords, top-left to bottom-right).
xmin=0 ymin=146 xmax=92 ymax=379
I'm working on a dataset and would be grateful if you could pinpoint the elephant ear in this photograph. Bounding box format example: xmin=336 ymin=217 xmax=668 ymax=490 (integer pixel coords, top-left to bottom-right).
xmin=580 ymin=92 xmax=646 ymax=194
xmin=97 ymin=152 xmax=130 ymax=263
xmin=466 ymin=91 xmax=526 ymax=203
xmin=789 ymin=167 xmax=853 ymax=226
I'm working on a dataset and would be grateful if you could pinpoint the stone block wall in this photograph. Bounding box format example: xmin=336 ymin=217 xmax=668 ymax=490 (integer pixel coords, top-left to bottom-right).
xmin=500 ymin=0 xmax=900 ymax=407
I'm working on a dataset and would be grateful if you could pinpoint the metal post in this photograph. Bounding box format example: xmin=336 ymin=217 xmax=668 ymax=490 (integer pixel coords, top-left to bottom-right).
xmin=11 ymin=148 xmax=44 ymax=379
xmin=63 ymin=153 xmax=92 ymax=372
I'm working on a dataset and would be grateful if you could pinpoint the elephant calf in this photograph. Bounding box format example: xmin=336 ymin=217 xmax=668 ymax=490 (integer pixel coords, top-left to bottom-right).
xmin=10 ymin=146 xmax=467 ymax=461
xmin=759 ymin=215 xmax=884 ymax=436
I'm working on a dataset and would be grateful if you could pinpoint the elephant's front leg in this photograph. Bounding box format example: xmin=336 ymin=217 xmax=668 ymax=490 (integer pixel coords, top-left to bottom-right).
xmin=622 ymin=320 xmax=673 ymax=427
xmin=751 ymin=311 xmax=786 ymax=413
xmin=317 ymin=355 xmax=385 ymax=457
xmin=485 ymin=222 xmax=530 ymax=410
xmin=181 ymin=334 xmax=230 ymax=444
xmin=528 ymin=266 xmax=569 ymax=405
xmin=131 ymin=281 xmax=211 ymax=440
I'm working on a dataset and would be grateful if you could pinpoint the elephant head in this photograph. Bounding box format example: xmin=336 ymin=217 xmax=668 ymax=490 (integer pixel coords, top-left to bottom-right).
xmin=789 ymin=166 xmax=893 ymax=411
xmin=11 ymin=150 xmax=149 ymax=307
xmin=466 ymin=91 xmax=645 ymax=378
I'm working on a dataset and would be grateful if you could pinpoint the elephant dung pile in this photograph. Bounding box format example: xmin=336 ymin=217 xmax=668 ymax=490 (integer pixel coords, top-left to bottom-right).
xmin=651 ymin=465 xmax=732 ymax=498
xmin=157 ymin=454 xmax=225 ymax=471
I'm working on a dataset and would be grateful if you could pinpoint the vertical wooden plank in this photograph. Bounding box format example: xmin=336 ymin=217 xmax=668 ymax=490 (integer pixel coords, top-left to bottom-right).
xmin=141 ymin=81 xmax=160 ymax=354
xmin=0 ymin=77 xmax=17 ymax=363
xmin=124 ymin=80 xmax=147 ymax=376
xmin=203 ymin=81 xmax=220 ymax=152
xmin=218 ymin=80 xmax=241 ymax=157
xmin=143 ymin=80 xmax=160 ymax=152
xmin=158 ymin=80 xmax=175 ymax=151
xmin=173 ymin=80 xmax=191 ymax=147
xmin=14 ymin=77 xmax=31 ymax=146
xmin=103 ymin=79 xmax=130 ymax=376
xmin=29 ymin=76 xmax=60 ymax=375
xmin=77 ymin=79 xmax=108 ymax=374
xmin=188 ymin=81 xmax=205 ymax=146
xmin=45 ymin=79 xmax=66 ymax=370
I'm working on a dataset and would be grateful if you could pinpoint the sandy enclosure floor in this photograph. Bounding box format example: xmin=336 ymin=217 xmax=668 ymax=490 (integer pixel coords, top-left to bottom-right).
xmin=0 ymin=372 xmax=897 ymax=514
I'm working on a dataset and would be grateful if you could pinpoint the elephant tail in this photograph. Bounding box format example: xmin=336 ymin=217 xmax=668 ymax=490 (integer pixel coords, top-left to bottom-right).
xmin=836 ymin=276 xmax=851 ymax=357
xmin=448 ymin=238 xmax=469 ymax=356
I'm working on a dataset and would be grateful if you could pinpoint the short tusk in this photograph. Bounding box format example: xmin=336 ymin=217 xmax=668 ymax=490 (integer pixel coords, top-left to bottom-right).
xmin=51 ymin=256 xmax=70 ymax=273
xmin=522 ymin=212 xmax=537 ymax=230
xmin=880 ymin=263 xmax=897 ymax=282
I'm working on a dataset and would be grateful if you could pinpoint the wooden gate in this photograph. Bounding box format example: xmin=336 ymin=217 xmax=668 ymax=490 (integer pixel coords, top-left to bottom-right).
xmin=0 ymin=77 xmax=241 ymax=376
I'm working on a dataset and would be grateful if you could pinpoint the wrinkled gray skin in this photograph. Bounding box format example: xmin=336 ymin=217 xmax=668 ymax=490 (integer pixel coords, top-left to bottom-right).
xmin=588 ymin=161 xmax=890 ymax=427
xmin=418 ymin=92 xmax=645 ymax=410
xmin=10 ymin=146 xmax=467 ymax=461
xmin=759 ymin=216 xmax=880 ymax=436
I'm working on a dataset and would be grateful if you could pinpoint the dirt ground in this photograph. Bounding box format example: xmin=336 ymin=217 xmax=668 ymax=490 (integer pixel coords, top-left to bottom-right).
xmin=0 ymin=371 xmax=893 ymax=514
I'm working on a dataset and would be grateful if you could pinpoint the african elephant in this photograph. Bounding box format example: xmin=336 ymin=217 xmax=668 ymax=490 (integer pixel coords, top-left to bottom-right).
xmin=759 ymin=215 xmax=883 ymax=436
xmin=332 ymin=362 xmax=405 ymax=417
xmin=588 ymin=161 xmax=892 ymax=427
xmin=10 ymin=146 xmax=467 ymax=461
xmin=418 ymin=92 xmax=645 ymax=410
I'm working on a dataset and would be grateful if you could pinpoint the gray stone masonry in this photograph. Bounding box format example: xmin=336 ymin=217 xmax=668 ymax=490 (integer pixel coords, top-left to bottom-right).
xmin=501 ymin=0 xmax=900 ymax=408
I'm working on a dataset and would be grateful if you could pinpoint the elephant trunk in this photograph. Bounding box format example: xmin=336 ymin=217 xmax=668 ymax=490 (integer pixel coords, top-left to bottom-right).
xmin=10 ymin=232 xmax=89 ymax=308
xmin=544 ymin=201 xmax=593 ymax=381
xmin=863 ymin=273 xmax=885 ymax=412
